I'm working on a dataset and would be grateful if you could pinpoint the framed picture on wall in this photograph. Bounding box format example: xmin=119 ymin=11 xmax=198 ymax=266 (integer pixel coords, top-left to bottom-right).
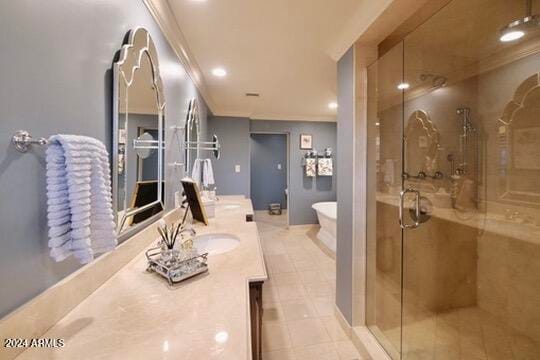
xmin=300 ymin=134 xmax=313 ymax=150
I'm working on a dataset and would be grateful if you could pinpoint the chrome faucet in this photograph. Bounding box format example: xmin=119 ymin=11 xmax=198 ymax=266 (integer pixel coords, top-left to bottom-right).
xmin=179 ymin=227 xmax=196 ymax=238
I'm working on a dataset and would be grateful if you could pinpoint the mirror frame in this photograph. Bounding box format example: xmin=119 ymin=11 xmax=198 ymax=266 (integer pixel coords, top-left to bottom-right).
xmin=404 ymin=109 xmax=440 ymax=175
xmin=498 ymin=73 xmax=540 ymax=206
xmin=112 ymin=27 xmax=166 ymax=240
xmin=184 ymin=98 xmax=200 ymax=173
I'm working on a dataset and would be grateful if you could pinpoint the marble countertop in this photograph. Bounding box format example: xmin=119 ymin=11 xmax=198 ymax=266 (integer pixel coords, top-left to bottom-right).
xmin=17 ymin=196 xmax=267 ymax=360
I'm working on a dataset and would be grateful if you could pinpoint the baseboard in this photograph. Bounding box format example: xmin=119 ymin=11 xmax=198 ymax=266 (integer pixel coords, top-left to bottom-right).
xmin=334 ymin=304 xmax=352 ymax=338
xmin=351 ymin=326 xmax=393 ymax=360
xmin=287 ymin=224 xmax=318 ymax=230
xmin=333 ymin=305 xmax=391 ymax=360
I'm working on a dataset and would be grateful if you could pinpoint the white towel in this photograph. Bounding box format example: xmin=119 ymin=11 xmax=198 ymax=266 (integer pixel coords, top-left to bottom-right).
xmin=383 ymin=159 xmax=395 ymax=185
xmin=317 ymin=158 xmax=333 ymax=176
xmin=46 ymin=135 xmax=117 ymax=264
xmin=191 ymin=158 xmax=203 ymax=187
xmin=202 ymin=159 xmax=215 ymax=188
xmin=305 ymin=158 xmax=316 ymax=177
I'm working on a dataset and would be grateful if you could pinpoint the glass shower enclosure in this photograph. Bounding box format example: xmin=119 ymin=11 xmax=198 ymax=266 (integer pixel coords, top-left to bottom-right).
xmin=365 ymin=0 xmax=540 ymax=359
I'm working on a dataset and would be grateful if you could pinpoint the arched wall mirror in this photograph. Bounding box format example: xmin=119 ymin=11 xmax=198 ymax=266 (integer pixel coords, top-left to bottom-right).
xmin=112 ymin=27 xmax=166 ymax=239
xmin=404 ymin=110 xmax=440 ymax=178
xmin=184 ymin=98 xmax=200 ymax=174
xmin=498 ymin=73 xmax=540 ymax=206
xmin=183 ymin=98 xmax=221 ymax=184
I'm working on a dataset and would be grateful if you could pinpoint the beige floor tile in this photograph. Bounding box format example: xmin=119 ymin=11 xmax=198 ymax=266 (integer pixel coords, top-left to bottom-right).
xmin=257 ymin=213 xmax=355 ymax=357
xmin=280 ymin=299 xmax=317 ymax=321
xmin=263 ymin=285 xmax=280 ymax=304
xmin=294 ymin=343 xmax=340 ymax=360
xmin=298 ymin=270 xmax=328 ymax=285
xmin=321 ymin=269 xmax=336 ymax=283
xmin=271 ymin=272 xmax=302 ymax=287
xmin=293 ymin=260 xmax=318 ymax=271
xmin=262 ymin=323 xmax=292 ymax=352
xmin=321 ymin=316 xmax=349 ymax=341
xmin=312 ymin=296 xmax=335 ymax=317
xmin=263 ymin=302 xmax=286 ymax=324
xmin=334 ymin=340 xmax=364 ymax=360
xmin=288 ymin=252 xmax=315 ymax=263
xmin=277 ymin=284 xmax=308 ymax=301
xmin=287 ymin=318 xmax=332 ymax=347
xmin=304 ymin=282 xmax=334 ymax=298
xmin=262 ymin=348 xmax=296 ymax=360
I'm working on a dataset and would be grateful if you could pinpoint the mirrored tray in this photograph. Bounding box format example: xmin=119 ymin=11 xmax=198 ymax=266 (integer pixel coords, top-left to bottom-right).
xmin=145 ymin=245 xmax=208 ymax=285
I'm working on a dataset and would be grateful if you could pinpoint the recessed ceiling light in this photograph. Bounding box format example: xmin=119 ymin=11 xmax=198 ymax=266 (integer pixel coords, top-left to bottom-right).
xmin=212 ymin=68 xmax=227 ymax=77
xmin=328 ymin=102 xmax=338 ymax=109
xmin=397 ymin=82 xmax=410 ymax=90
xmin=500 ymin=30 xmax=525 ymax=42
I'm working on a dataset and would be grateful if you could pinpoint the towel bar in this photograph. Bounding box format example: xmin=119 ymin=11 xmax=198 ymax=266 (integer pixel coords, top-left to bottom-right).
xmin=12 ymin=130 xmax=48 ymax=153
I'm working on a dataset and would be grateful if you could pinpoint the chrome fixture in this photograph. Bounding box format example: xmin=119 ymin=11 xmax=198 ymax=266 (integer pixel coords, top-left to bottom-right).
xmin=178 ymin=227 xmax=197 ymax=238
xmin=399 ymin=188 xmax=421 ymax=229
xmin=456 ymin=107 xmax=477 ymax=176
xmin=499 ymin=0 xmax=539 ymax=42
xmin=184 ymin=134 xmax=221 ymax=159
xmin=402 ymin=170 xmax=444 ymax=180
xmin=419 ymin=73 xmax=447 ymax=88
xmin=12 ymin=130 xmax=48 ymax=153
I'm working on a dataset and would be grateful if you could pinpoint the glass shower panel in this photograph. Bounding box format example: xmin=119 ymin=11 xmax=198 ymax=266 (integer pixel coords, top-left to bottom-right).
xmin=365 ymin=42 xmax=404 ymax=360
xmin=401 ymin=0 xmax=540 ymax=359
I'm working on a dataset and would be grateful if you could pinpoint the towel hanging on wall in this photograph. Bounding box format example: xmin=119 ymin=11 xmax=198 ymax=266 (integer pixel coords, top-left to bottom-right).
xmin=191 ymin=158 xmax=203 ymax=186
xmin=318 ymin=158 xmax=333 ymax=176
xmin=202 ymin=159 xmax=215 ymax=188
xmin=46 ymin=135 xmax=117 ymax=264
xmin=305 ymin=158 xmax=316 ymax=177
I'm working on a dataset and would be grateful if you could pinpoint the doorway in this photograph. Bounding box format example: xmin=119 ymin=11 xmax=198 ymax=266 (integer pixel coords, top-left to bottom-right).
xmin=250 ymin=133 xmax=289 ymax=226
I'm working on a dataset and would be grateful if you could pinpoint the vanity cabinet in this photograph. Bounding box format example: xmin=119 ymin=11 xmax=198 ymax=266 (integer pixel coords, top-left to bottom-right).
xmin=249 ymin=281 xmax=263 ymax=360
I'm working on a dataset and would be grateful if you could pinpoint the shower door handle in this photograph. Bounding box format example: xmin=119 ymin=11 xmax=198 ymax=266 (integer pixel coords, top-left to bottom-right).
xmin=399 ymin=188 xmax=421 ymax=229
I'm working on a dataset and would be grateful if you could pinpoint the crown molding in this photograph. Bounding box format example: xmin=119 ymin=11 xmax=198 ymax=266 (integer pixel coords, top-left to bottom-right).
xmin=143 ymin=0 xmax=217 ymax=112
xmin=250 ymin=113 xmax=336 ymax=122
xmin=211 ymin=110 xmax=336 ymax=122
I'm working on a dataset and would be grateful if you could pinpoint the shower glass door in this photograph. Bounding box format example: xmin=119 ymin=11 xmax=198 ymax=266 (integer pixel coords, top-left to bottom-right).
xmin=365 ymin=42 xmax=404 ymax=360
xmin=366 ymin=0 xmax=540 ymax=359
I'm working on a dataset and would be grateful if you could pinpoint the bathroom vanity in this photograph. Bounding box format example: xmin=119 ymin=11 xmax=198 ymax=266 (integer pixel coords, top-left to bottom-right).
xmin=12 ymin=196 xmax=267 ymax=360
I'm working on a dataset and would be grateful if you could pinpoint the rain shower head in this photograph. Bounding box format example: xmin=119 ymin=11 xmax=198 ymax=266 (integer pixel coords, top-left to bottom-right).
xmin=500 ymin=0 xmax=540 ymax=42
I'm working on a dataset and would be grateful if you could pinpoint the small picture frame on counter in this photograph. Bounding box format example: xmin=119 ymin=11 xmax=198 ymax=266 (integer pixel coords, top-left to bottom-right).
xmin=299 ymin=133 xmax=313 ymax=150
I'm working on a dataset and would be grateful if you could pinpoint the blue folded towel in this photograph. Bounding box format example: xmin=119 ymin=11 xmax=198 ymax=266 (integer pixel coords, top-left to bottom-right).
xmin=46 ymin=135 xmax=117 ymax=264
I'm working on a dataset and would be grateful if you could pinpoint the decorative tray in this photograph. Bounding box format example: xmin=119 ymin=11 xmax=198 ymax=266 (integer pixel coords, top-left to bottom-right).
xmin=145 ymin=246 xmax=208 ymax=285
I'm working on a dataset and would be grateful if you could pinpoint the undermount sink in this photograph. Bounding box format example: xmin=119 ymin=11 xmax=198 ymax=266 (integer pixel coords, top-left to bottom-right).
xmin=193 ymin=233 xmax=240 ymax=255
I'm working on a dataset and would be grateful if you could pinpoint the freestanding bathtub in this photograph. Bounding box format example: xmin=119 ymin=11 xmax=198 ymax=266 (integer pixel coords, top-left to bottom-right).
xmin=312 ymin=202 xmax=337 ymax=252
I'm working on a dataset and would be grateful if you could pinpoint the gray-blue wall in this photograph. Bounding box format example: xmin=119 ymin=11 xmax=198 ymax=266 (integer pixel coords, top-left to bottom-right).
xmin=207 ymin=116 xmax=251 ymax=197
xmin=0 ymin=1 xmax=206 ymax=317
xmin=208 ymin=116 xmax=337 ymax=225
xmin=250 ymin=134 xmax=288 ymax=210
xmin=336 ymin=47 xmax=355 ymax=324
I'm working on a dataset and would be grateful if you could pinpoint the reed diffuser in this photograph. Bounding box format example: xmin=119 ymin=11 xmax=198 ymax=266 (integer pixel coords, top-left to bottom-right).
xmin=157 ymin=220 xmax=182 ymax=250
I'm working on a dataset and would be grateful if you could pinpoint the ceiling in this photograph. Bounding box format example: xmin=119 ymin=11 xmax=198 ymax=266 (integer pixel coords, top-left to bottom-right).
xmin=164 ymin=0 xmax=394 ymax=121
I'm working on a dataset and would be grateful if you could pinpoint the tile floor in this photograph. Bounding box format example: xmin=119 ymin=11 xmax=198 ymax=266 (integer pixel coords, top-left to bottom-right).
xmin=370 ymin=274 xmax=540 ymax=360
xmin=255 ymin=211 xmax=367 ymax=360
